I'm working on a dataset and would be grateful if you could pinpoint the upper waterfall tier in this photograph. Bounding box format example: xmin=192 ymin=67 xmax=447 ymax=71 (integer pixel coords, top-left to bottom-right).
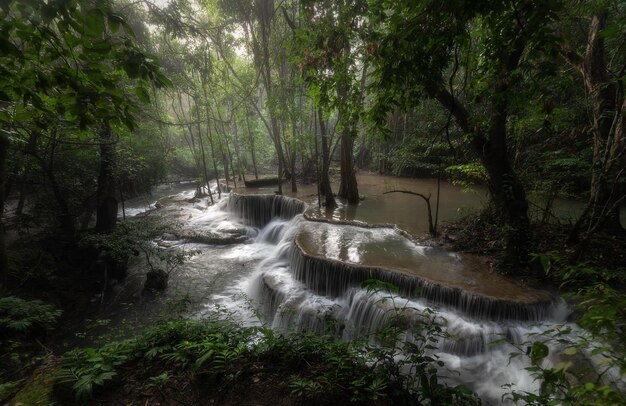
xmin=293 ymin=221 xmax=554 ymax=321
xmin=227 ymin=194 xmax=307 ymax=227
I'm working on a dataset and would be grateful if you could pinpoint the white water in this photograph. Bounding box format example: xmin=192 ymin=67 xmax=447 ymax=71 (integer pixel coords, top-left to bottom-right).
xmin=117 ymin=189 xmax=621 ymax=404
xmin=178 ymin=195 xmax=579 ymax=404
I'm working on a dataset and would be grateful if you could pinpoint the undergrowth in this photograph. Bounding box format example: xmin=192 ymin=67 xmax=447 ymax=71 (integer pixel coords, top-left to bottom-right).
xmin=0 ymin=296 xmax=61 ymax=401
xmin=503 ymin=255 xmax=626 ymax=405
xmin=54 ymin=317 xmax=480 ymax=405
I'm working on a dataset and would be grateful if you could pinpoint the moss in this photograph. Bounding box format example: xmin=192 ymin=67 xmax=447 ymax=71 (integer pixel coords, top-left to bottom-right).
xmin=10 ymin=356 xmax=59 ymax=406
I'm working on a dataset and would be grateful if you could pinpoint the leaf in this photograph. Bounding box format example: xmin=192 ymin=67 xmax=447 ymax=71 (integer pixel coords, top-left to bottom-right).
xmin=554 ymin=361 xmax=572 ymax=372
xmin=85 ymin=9 xmax=105 ymax=37
xmin=107 ymin=14 xmax=123 ymax=34
xmin=530 ymin=341 xmax=549 ymax=365
xmin=0 ymin=38 xmax=22 ymax=57
xmin=135 ymin=87 xmax=150 ymax=103
xmin=563 ymin=346 xmax=577 ymax=356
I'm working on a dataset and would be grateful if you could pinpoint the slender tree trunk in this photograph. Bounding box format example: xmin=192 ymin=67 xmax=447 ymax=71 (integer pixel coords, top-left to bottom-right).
xmin=233 ymin=119 xmax=245 ymax=183
xmin=0 ymin=135 xmax=9 ymax=291
xmin=30 ymin=131 xmax=75 ymax=236
xmin=290 ymin=119 xmax=298 ymax=193
xmin=95 ymin=122 xmax=118 ymax=233
xmin=195 ymin=98 xmax=214 ymax=204
xmin=207 ymin=120 xmax=222 ymax=199
xmin=45 ymin=166 xmax=75 ymax=236
xmin=562 ymin=11 xmax=625 ymax=247
xmin=270 ymin=116 xmax=285 ymax=194
xmin=224 ymin=130 xmax=237 ymax=189
xmin=245 ymin=113 xmax=259 ymax=180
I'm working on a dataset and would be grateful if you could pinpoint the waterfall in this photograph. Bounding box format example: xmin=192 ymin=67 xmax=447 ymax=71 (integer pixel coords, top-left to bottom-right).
xmin=208 ymin=193 xmax=575 ymax=403
xmin=227 ymin=194 xmax=307 ymax=227
xmin=288 ymin=241 xmax=553 ymax=322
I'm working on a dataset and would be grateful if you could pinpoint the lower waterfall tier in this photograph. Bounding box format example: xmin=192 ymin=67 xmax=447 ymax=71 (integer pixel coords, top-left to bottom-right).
xmin=292 ymin=221 xmax=554 ymax=322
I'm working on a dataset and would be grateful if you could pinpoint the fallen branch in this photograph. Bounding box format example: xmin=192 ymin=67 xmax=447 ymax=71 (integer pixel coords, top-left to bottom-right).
xmin=383 ymin=190 xmax=436 ymax=236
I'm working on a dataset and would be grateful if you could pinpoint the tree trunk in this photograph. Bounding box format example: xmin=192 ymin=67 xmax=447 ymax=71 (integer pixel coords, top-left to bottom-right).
xmin=45 ymin=166 xmax=75 ymax=236
xmin=207 ymin=121 xmax=222 ymax=199
xmin=290 ymin=119 xmax=298 ymax=193
xmin=436 ymin=86 xmax=532 ymax=268
xmin=233 ymin=119 xmax=245 ymax=183
xmin=318 ymin=110 xmax=336 ymax=208
xmin=270 ymin=116 xmax=285 ymax=195
xmin=434 ymin=20 xmax=533 ymax=269
xmin=95 ymin=123 xmax=118 ymax=233
xmin=337 ymin=124 xmax=359 ymax=204
xmin=195 ymin=98 xmax=214 ymax=204
xmin=245 ymin=113 xmax=259 ymax=180
xmin=0 ymin=135 xmax=9 ymax=291
xmin=562 ymin=11 xmax=625 ymax=244
xmin=29 ymin=130 xmax=75 ymax=237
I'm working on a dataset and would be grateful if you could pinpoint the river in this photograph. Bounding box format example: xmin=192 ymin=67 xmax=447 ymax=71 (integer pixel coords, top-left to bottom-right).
xmin=81 ymin=174 xmax=621 ymax=404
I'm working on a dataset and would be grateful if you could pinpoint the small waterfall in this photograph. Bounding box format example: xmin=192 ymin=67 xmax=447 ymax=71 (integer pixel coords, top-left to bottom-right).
xmin=208 ymin=193 xmax=573 ymax=403
xmin=227 ymin=194 xmax=306 ymax=228
xmin=255 ymin=219 xmax=290 ymax=245
xmin=289 ymin=241 xmax=553 ymax=322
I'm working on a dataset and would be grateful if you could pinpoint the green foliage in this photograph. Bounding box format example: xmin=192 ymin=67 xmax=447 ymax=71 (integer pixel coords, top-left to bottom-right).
xmin=445 ymin=163 xmax=488 ymax=186
xmin=0 ymin=296 xmax=61 ymax=336
xmin=0 ymin=0 xmax=169 ymax=133
xmin=55 ymin=311 xmax=479 ymax=404
xmin=359 ymin=280 xmax=479 ymax=405
xmin=503 ymin=254 xmax=626 ymax=405
xmin=80 ymin=217 xmax=197 ymax=277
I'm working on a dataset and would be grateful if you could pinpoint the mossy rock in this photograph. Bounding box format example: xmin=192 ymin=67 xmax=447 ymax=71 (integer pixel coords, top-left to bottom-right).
xmin=10 ymin=356 xmax=59 ymax=406
xmin=144 ymin=269 xmax=168 ymax=291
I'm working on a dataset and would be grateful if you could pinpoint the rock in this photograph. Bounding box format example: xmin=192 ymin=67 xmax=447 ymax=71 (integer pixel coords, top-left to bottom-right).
xmin=144 ymin=269 xmax=168 ymax=291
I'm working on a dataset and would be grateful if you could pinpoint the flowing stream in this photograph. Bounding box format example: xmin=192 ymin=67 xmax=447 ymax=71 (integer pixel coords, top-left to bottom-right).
xmin=96 ymin=175 xmax=624 ymax=404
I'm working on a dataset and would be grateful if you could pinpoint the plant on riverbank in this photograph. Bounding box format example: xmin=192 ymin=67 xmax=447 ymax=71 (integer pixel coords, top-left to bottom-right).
xmin=0 ymin=296 xmax=61 ymax=337
xmin=53 ymin=317 xmax=479 ymax=405
xmin=0 ymin=296 xmax=61 ymax=402
xmin=503 ymin=255 xmax=626 ymax=405
xmin=80 ymin=217 xmax=198 ymax=291
xmin=360 ymin=279 xmax=479 ymax=404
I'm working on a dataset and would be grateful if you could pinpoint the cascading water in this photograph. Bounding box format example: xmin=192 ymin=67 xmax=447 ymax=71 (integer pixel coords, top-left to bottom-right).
xmin=176 ymin=193 xmax=589 ymax=404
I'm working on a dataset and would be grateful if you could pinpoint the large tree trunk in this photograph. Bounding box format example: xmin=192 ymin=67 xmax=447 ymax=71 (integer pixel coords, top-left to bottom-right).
xmin=0 ymin=135 xmax=8 ymax=291
xmin=480 ymin=124 xmax=532 ymax=268
xmin=437 ymin=84 xmax=532 ymax=268
xmin=435 ymin=20 xmax=533 ymax=270
xmin=336 ymin=79 xmax=359 ymax=204
xmin=337 ymin=125 xmax=359 ymax=203
xmin=318 ymin=110 xmax=336 ymax=208
xmin=95 ymin=123 xmax=118 ymax=233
